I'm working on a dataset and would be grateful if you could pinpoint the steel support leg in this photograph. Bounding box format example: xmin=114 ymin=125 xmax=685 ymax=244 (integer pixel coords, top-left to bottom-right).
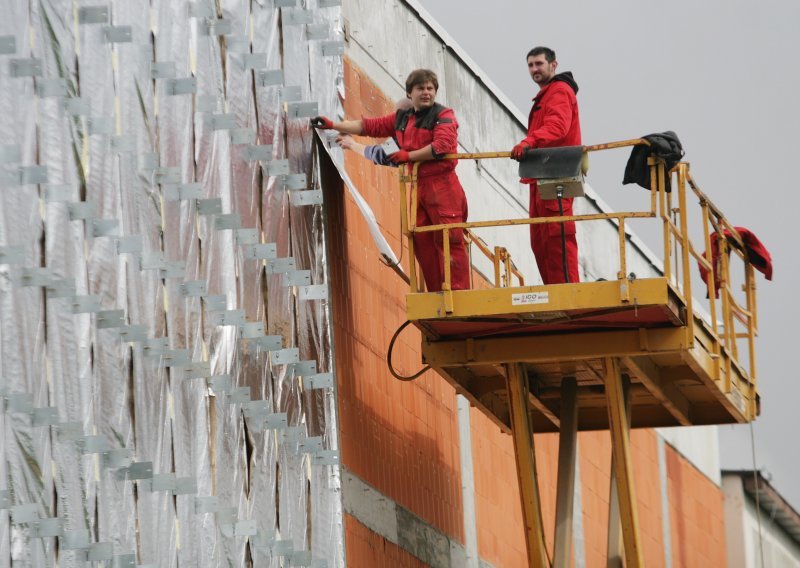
xmin=553 ymin=377 xmax=578 ymax=568
xmin=607 ymin=374 xmax=631 ymax=568
xmin=505 ymin=363 xmax=550 ymax=568
xmin=604 ymin=357 xmax=644 ymax=568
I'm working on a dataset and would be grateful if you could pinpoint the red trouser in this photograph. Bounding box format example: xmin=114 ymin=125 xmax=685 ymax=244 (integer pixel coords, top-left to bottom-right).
xmin=414 ymin=171 xmax=470 ymax=292
xmin=529 ymin=182 xmax=579 ymax=284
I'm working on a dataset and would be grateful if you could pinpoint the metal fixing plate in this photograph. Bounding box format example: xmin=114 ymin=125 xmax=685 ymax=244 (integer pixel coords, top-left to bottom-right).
xmin=283 ymin=9 xmax=313 ymax=25
xmin=115 ymin=235 xmax=143 ymax=254
xmin=70 ymin=295 xmax=101 ymax=314
xmin=305 ymin=23 xmax=329 ymax=40
xmin=279 ymin=85 xmax=302 ymax=102
xmin=196 ymin=197 xmax=223 ymax=215
xmin=118 ymin=325 xmax=147 ymax=343
xmin=67 ymin=201 xmax=97 ymax=221
xmin=183 ymin=361 xmax=211 ymax=379
xmin=173 ymin=477 xmax=198 ymax=495
xmin=0 ymin=246 xmax=24 ymax=265
xmin=265 ymin=256 xmax=296 ymax=274
xmin=243 ymin=243 xmax=277 ymax=260
xmin=211 ymin=309 xmax=246 ymax=326
xmin=179 ymin=279 xmax=208 ymax=297
xmin=88 ymin=116 xmax=114 ymax=135
xmin=127 ymin=461 xmax=154 ymax=480
xmin=46 ymin=279 xmax=76 ymax=299
xmin=210 ymin=374 xmax=232 ymax=394
xmin=290 ymin=190 xmax=323 ymax=206
xmin=37 ymin=78 xmax=67 ymax=98
xmin=242 ymin=53 xmax=267 ymax=69
xmin=272 ymin=348 xmax=299 ymax=365
xmin=298 ymin=284 xmax=328 ymax=301
xmin=91 ymin=218 xmax=120 ymax=237
xmin=32 ymin=407 xmax=59 ymax=427
xmin=111 ymin=135 xmax=136 ymax=153
xmin=96 ymin=309 xmax=125 ymax=329
xmin=194 ymin=496 xmax=220 ymax=514
xmin=231 ymin=128 xmax=255 ymax=145
xmin=235 ymin=228 xmax=259 ymax=245
xmin=241 ymin=144 xmax=273 ymax=162
xmin=228 ymin=386 xmax=251 ymax=404
xmin=286 ymin=101 xmax=319 ymax=119
xmin=304 ymin=372 xmax=333 ymax=390
xmin=19 ymin=165 xmax=49 ymax=185
xmin=202 ymin=295 xmax=227 ymax=311
xmin=321 ymin=40 xmax=344 ymax=57
xmin=283 ymin=270 xmax=311 ymax=287
xmin=283 ymin=173 xmax=307 ymax=190
xmin=167 ymin=77 xmax=197 ymax=96
xmin=61 ymin=529 xmax=90 ymax=549
xmin=214 ymin=213 xmax=242 ymax=230
xmin=257 ymin=69 xmax=284 ymax=87
xmin=103 ymin=25 xmax=132 ymax=43
xmin=78 ymin=6 xmax=109 ymax=24
xmin=247 ymin=335 xmax=282 ymax=353
xmin=151 ymin=61 xmax=176 ymax=79
xmin=0 ymin=35 xmax=15 ymax=54
xmin=10 ymin=58 xmax=43 ymax=77
xmin=291 ymin=360 xmax=317 ymax=376
xmin=238 ymin=321 xmax=265 ymax=339
xmin=266 ymin=159 xmax=290 ymax=176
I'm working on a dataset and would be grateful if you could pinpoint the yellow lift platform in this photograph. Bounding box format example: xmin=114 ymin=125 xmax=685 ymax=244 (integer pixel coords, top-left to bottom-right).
xmin=395 ymin=140 xmax=761 ymax=567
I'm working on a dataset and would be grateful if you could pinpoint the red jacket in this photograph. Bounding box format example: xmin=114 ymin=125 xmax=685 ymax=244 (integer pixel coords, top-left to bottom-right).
xmin=521 ymin=72 xmax=581 ymax=182
xmin=698 ymin=226 xmax=773 ymax=297
xmin=362 ymin=103 xmax=458 ymax=178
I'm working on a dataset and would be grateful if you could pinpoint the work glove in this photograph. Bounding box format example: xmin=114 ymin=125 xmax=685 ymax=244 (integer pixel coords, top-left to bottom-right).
xmin=388 ymin=150 xmax=410 ymax=164
xmin=511 ymin=140 xmax=531 ymax=161
xmin=310 ymin=116 xmax=334 ymax=129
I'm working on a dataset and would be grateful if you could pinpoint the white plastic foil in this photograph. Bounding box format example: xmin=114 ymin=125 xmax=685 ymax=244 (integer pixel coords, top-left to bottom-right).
xmin=0 ymin=0 xmax=345 ymax=565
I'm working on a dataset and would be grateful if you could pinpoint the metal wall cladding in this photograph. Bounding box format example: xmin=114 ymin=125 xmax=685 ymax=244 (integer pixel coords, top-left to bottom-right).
xmin=0 ymin=0 xmax=344 ymax=565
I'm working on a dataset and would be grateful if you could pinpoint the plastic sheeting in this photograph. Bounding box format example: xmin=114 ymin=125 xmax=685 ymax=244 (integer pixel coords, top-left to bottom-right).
xmin=0 ymin=0 xmax=344 ymax=565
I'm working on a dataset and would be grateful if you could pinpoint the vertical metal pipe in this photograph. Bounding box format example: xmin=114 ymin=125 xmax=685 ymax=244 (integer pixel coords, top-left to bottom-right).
xmin=553 ymin=377 xmax=578 ymax=568
xmin=456 ymin=395 xmax=480 ymax=568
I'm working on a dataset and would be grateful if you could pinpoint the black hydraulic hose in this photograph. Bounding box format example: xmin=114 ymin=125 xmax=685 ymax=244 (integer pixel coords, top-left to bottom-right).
xmin=387 ymin=320 xmax=430 ymax=382
xmin=557 ymin=188 xmax=569 ymax=283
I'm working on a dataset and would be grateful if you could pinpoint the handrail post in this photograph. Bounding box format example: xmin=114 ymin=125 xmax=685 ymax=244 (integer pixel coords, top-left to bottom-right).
xmin=701 ymin=202 xmax=721 ymax=380
xmin=745 ymin=263 xmax=758 ymax=418
xmin=676 ymin=164 xmax=694 ymax=347
xmin=398 ymin=169 xmax=418 ymax=293
xmin=617 ymin=217 xmax=630 ymax=302
xmin=657 ymin=161 xmax=672 ymax=284
xmin=493 ymin=246 xmax=502 ymax=287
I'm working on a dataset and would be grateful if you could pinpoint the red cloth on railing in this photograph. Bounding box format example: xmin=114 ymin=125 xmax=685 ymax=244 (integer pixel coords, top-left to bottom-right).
xmin=698 ymin=226 xmax=773 ymax=297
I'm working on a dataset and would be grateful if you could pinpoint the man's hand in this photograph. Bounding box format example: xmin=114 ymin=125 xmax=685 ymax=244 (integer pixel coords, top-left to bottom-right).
xmin=336 ymin=135 xmax=356 ymax=151
xmin=310 ymin=116 xmax=334 ymax=129
xmin=511 ymin=140 xmax=531 ymax=161
xmin=388 ymin=150 xmax=410 ymax=164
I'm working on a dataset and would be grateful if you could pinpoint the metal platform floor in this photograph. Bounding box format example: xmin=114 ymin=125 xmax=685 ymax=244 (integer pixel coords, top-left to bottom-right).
xmin=409 ymin=278 xmax=758 ymax=433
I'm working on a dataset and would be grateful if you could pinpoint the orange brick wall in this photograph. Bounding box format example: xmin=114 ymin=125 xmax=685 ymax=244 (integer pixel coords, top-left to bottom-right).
xmin=666 ymin=443 xmax=728 ymax=567
xmin=331 ymin=57 xmax=727 ymax=567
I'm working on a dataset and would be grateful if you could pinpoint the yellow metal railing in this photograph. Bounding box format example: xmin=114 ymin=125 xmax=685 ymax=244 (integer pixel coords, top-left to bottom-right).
xmin=397 ymin=139 xmax=759 ymax=410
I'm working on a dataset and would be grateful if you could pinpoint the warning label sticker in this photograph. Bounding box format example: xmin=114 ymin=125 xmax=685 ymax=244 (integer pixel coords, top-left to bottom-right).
xmin=511 ymin=292 xmax=549 ymax=306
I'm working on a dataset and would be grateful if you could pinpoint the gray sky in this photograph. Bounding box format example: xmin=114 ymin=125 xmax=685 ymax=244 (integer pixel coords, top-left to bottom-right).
xmin=415 ymin=0 xmax=800 ymax=509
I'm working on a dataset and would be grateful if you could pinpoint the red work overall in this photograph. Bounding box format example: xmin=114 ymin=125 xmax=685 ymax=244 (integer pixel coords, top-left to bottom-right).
xmin=363 ymin=104 xmax=470 ymax=292
xmin=521 ymin=73 xmax=582 ymax=284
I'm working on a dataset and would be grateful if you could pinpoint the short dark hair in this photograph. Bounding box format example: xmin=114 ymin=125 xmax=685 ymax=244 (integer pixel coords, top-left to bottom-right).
xmin=526 ymin=46 xmax=556 ymax=63
xmin=405 ymin=69 xmax=439 ymax=94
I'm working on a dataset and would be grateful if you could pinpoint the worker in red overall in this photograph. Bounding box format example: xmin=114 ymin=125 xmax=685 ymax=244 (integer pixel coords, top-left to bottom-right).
xmin=511 ymin=46 xmax=582 ymax=284
xmin=311 ymin=69 xmax=469 ymax=292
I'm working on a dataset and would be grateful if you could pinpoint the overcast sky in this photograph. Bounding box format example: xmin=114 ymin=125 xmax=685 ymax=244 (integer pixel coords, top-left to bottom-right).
xmin=415 ymin=0 xmax=800 ymax=509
